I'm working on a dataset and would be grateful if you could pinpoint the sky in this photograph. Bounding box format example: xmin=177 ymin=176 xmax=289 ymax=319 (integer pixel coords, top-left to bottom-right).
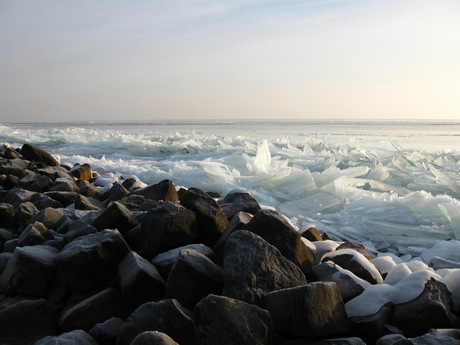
xmin=1 ymin=0 xmax=459 ymax=122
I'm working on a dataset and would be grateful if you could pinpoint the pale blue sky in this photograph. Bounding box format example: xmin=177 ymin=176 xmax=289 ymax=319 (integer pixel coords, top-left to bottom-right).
xmin=1 ymin=0 xmax=459 ymax=122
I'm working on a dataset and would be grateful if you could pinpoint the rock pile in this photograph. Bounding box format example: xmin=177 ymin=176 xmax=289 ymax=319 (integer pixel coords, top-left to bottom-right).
xmin=0 ymin=143 xmax=460 ymax=345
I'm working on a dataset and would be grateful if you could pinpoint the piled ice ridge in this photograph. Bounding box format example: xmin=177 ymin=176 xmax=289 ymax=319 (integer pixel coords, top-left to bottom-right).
xmin=1 ymin=124 xmax=460 ymax=262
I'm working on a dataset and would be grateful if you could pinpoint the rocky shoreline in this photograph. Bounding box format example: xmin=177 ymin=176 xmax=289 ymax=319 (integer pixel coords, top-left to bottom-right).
xmin=0 ymin=143 xmax=459 ymax=345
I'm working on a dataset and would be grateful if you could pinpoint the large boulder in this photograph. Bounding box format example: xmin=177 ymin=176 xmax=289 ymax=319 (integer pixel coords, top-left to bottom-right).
xmin=59 ymin=287 xmax=129 ymax=332
xmin=194 ymin=294 xmax=273 ymax=345
xmin=213 ymin=211 xmax=252 ymax=263
xmin=219 ymin=190 xmax=261 ymax=219
xmin=130 ymin=331 xmax=180 ymax=345
xmin=0 ymin=244 xmax=58 ymax=297
xmin=91 ymin=201 xmax=138 ymax=235
xmin=244 ymin=208 xmax=316 ymax=278
xmin=140 ymin=202 xmax=198 ymax=258
xmin=392 ymin=278 xmax=459 ymax=337
xmin=117 ymin=251 xmax=166 ymax=308
xmin=54 ymin=229 xmax=131 ymax=293
xmin=21 ymin=143 xmax=59 ymax=166
xmin=18 ymin=173 xmax=53 ymax=192
xmin=313 ymin=261 xmax=371 ymax=301
xmin=35 ymin=330 xmax=98 ymax=345
xmin=151 ymin=243 xmax=214 ymax=279
xmin=132 ymin=179 xmax=179 ymax=202
xmin=265 ymin=282 xmax=350 ymax=338
xmin=349 ymin=303 xmax=394 ymax=344
xmin=165 ymin=249 xmax=224 ymax=309
xmin=89 ymin=317 xmax=125 ymax=345
xmin=223 ymin=230 xmax=307 ymax=306
xmin=17 ymin=221 xmax=54 ymax=247
xmin=116 ymin=299 xmax=195 ymax=345
xmin=180 ymin=187 xmax=228 ymax=247
xmin=75 ymin=194 xmax=106 ymax=211
xmin=0 ymin=298 xmax=58 ymax=345
xmin=321 ymin=249 xmax=383 ymax=284
xmin=31 ymin=207 xmax=70 ymax=230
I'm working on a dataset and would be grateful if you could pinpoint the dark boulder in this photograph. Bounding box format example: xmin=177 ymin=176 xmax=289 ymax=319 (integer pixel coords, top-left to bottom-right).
xmin=31 ymin=207 xmax=70 ymax=230
xmin=116 ymin=299 xmax=195 ymax=345
xmin=91 ymin=201 xmax=138 ymax=235
xmin=151 ymin=243 xmax=214 ymax=279
xmin=89 ymin=317 xmax=125 ymax=345
xmin=32 ymin=193 xmax=64 ymax=210
xmin=392 ymin=278 xmax=459 ymax=337
xmin=278 ymin=338 xmax=367 ymax=345
xmin=75 ymin=194 xmax=106 ymax=211
xmin=194 ymin=294 xmax=273 ymax=345
xmin=49 ymin=176 xmax=80 ymax=192
xmin=17 ymin=221 xmax=54 ymax=247
xmin=4 ymin=187 xmax=36 ymax=204
xmin=180 ymin=187 xmax=228 ymax=247
xmin=321 ymin=249 xmax=383 ymax=284
xmin=0 ymin=298 xmax=58 ymax=345
xmin=63 ymin=219 xmax=97 ymax=242
xmin=0 ymin=244 xmax=58 ymax=297
xmin=45 ymin=191 xmax=78 ymax=207
xmin=0 ymin=158 xmax=30 ymax=178
xmin=104 ymin=183 xmax=130 ymax=203
xmin=213 ymin=210 xmax=252 ymax=263
xmin=132 ymin=179 xmax=179 ymax=202
xmin=166 ymin=249 xmax=224 ymax=309
xmin=18 ymin=173 xmax=53 ymax=192
xmin=21 ymin=143 xmax=59 ymax=166
xmin=59 ymin=287 xmax=129 ymax=332
xmin=35 ymin=330 xmax=98 ymax=345
xmin=223 ymin=230 xmax=306 ymax=306
xmin=266 ymin=282 xmax=350 ymax=338
xmin=14 ymin=201 xmax=39 ymax=229
xmin=313 ymin=261 xmax=370 ymax=301
xmin=244 ymin=208 xmax=316 ymax=278
xmin=54 ymin=229 xmax=131 ymax=293
xmin=140 ymin=202 xmax=198 ymax=258
xmin=130 ymin=331 xmax=180 ymax=345
xmin=349 ymin=303 xmax=394 ymax=344
xmin=117 ymin=251 xmax=166 ymax=308
xmin=219 ymin=190 xmax=261 ymax=219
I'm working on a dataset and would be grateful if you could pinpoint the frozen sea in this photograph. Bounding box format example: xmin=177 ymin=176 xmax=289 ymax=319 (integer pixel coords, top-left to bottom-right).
xmin=2 ymin=119 xmax=460 ymax=263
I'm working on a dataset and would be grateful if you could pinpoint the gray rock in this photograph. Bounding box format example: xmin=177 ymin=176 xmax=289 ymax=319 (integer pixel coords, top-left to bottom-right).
xmin=180 ymin=187 xmax=228 ymax=247
xmin=140 ymin=202 xmax=198 ymax=258
xmin=132 ymin=179 xmax=179 ymax=202
xmin=223 ymin=230 xmax=306 ymax=306
xmin=213 ymin=211 xmax=252 ymax=263
xmin=219 ymin=191 xmax=261 ymax=219
xmin=44 ymin=191 xmax=78 ymax=207
xmin=313 ymin=261 xmax=370 ymax=301
xmin=91 ymin=201 xmax=138 ymax=235
xmin=35 ymin=329 xmax=98 ymax=345
xmin=376 ymin=334 xmax=407 ymax=345
xmin=4 ymin=187 xmax=36 ymax=204
xmin=130 ymin=331 xmax=179 ymax=345
xmin=117 ymin=251 xmax=166 ymax=308
xmin=0 ymin=245 xmax=58 ymax=297
xmin=194 ymin=294 xmax=273 ymax=345
xmin=14 ymin=201 xmax=39 ymax=229
xmin=392 ymin=278 xmax=459 ymax=337
xmin=321 ymin=249 xmax=383 ymax=284
xmin=349 ymin=303 xmax=394 ymax=344
xmin=266 ymin=282 xmax=350 ymax=338
xmin=31 ymin=207 xmax=70 ymax=230
xmin=21 ymin=143 xmax=59 ymax=166
xmin=59 ymin=287 xmax=129 ymax=332
xmin=75 ymin=194 xmax=106 ymax=210
xmin=104 ymin=183 xmax=130 ymax=203
xmin=0 ymin=298 xmax=58 ymax=345
xmin=166 ymin=249 xmax=223 ymax=309
xmin=89 ymin=317 xmax=125 ymax=345
xmin=49 ymin=176 xmax=80 ymax=192
xmin=63 ymin=219 xmax=97 ymax=242
xmin=17 ymin=221 xmax=53 ymax=247
xmin=151 ymin=243 xmax=214 ymax=279
xmin=429 ymin=256 xmax=460 ymax=270
xmin=116 ymin=299 xmax=195 ymax=345
xmin=244 ymin=208 xmax=316 ymax=278
xmin=279 ymin=338 xmax=367 ymax=345
xmin=54 ymin=229 xmax=130 ymax=293
xmin=18 ymin=173 xmax=53 ymax=192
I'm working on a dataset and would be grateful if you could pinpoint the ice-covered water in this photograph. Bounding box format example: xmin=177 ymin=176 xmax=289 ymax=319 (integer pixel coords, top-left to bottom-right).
xmin=1 ymin=119 xmax=460 ymax=262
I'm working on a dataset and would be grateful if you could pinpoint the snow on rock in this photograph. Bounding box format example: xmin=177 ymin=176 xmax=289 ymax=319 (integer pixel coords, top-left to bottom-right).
xmin=346 ymin=269 xmax=443 ymax=317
